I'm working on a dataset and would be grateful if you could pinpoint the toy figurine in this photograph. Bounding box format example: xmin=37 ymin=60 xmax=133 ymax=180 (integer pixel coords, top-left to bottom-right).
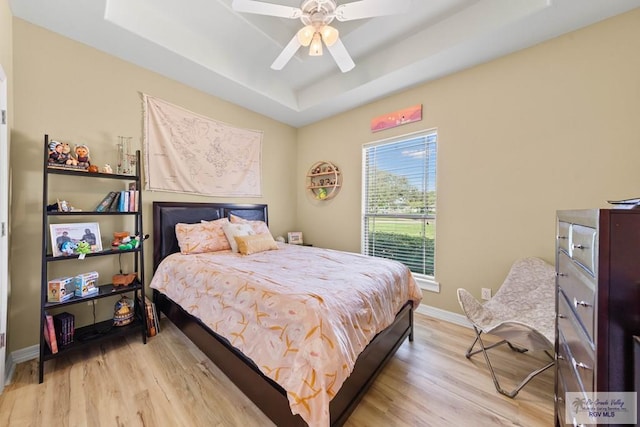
xmin=74 ymin=144 xmax=91 ymax=169
xmin=103 ymin=164 xmax=113 ymax=174
xmin=61 ymin=142 xmax=77 ymax=166
xmin=317 ymin=188 xmax=328 ymax=200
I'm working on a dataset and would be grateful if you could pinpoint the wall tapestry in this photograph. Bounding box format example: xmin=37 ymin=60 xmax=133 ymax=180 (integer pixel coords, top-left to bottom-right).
xmin=143 ymin=94 xmax=263 ymax=197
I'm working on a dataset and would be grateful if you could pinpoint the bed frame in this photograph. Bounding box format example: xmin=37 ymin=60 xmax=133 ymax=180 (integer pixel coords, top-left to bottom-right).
xmin=152 ymin=201 xmax=415 ymax=427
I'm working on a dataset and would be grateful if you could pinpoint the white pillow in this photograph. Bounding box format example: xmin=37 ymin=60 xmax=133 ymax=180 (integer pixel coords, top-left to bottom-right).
xmin=222 ymin=222 xmax=255 ymax=253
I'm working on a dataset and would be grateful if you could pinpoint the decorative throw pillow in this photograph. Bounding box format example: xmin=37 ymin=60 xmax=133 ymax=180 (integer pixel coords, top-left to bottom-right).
xmin=222 ymin=222 xmax=255 ymax=253
xmin=234 ymin=233 xmax=279 ymax=255
xmin=229 ymin=214 xmax=271 ymax=235
xmin=175 ymin=218 xmax=230 ymax=254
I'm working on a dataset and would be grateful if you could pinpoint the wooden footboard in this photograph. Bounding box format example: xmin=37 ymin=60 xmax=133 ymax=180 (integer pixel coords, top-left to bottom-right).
xmin=154 ymin=289 xmax=413 ymax=427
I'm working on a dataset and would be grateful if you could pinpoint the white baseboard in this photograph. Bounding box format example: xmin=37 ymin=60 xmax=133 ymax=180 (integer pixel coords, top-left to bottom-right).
xmin=4 ymin=345 xmax=38 ymax=386
xmin=415 ymin=303 xmax=471 ymax=328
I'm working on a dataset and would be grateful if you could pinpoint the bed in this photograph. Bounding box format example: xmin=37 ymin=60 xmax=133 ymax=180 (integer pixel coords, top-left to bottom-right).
xmin=150 ymin=201 xmax=422 ymax=427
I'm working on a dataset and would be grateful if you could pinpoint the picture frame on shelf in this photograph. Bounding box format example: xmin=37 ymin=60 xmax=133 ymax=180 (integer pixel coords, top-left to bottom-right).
xmin=287 ymin=231 xmax=303 ymax=245
xmin=50 ymin=222 xmax=103 ymax=257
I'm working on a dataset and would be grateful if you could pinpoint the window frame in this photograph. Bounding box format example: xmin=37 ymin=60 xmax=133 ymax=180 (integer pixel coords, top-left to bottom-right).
xmin=361 ymin=129 xmax=439 ymax=292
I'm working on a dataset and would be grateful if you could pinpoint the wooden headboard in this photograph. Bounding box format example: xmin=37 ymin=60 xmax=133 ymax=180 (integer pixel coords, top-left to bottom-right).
xmin=152 ymin=201 xmax=268 ymax=271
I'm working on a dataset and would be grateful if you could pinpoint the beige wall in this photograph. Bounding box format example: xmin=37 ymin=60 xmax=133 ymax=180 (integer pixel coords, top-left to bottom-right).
xmin=296 ymin=9 xmax=640 ymax=313
xmin=0 ymin=0 xmax=11 ymax=87
xmin=8 ymin=19 xmax=297 ymax=352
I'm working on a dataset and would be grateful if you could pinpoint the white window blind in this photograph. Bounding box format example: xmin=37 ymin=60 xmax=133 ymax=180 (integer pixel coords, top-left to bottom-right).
xmin=362 ymin=131 xmax=437 ymax=277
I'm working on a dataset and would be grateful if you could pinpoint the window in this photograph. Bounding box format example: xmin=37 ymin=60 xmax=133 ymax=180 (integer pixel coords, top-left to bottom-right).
xmin=362 ymin=130 xmax=437 ymax=282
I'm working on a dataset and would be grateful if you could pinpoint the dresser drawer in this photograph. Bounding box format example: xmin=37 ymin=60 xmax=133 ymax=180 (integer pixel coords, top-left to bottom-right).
xmin=557 ymin=330 xmax=585 ymax=392
xmin=557 ymin=221 xmax=570 ymax=253
xmin=557 ymin=251 xmax=595 ymax=341
xmin=558 ymin=292 xmax=595 ymax=391
xmin=556 ymin=367 xmax=567 ymax=425
xmin=569 ymin=224 xmax=597 ymax=277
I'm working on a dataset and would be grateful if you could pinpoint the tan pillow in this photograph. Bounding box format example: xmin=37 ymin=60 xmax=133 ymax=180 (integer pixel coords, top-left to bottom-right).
xmin=229 ymin=214 xmax=271 ymax=235
xmin=175 ymin=218 xmax=230 ymax=254
xmin=222 ymin=222 xmax=255 ymax=253
xmin=234 ymin=233 xmax=279 ymax=255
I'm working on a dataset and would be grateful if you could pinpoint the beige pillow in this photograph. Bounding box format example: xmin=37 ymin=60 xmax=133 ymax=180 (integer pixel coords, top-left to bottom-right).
xmin=229 ymin=214 xmax=271 ymax=235
xmin=175 ymin=218 xmax=230 ymax=254
xmin=222 ymin=222 xmax=255 ymax=253
xmin=234 ymin=233 xmax=279 ymax=255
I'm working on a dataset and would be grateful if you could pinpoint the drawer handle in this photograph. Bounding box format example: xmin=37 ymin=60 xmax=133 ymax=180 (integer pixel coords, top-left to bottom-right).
xmin=572 ymin=244 xmax=586 ymax=250
xmin=556 ymin=272 xmax=567 ymax=277
xmin=572 ymin=357 xmax=592 ymax=371
xmin=557 ymin=235 xmax=567 ymax=240
xmin=558 ymin=313 xmax=566 ymax=319
xmin=573 ymin=297 xmax=592 ymax=308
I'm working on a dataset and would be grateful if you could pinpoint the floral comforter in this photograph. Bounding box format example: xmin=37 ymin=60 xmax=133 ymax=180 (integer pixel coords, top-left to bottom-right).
xmin=149 ymin=243 xmax=422 ymax=427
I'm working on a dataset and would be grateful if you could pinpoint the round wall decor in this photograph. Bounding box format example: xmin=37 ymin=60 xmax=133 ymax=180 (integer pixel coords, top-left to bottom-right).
xmin=306 ymin=161 xmax=342 ymax=200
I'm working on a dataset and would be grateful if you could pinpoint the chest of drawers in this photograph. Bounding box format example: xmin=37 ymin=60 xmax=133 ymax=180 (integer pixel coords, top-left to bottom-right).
xmin=555 ymin=209 xmax=640 ymax=427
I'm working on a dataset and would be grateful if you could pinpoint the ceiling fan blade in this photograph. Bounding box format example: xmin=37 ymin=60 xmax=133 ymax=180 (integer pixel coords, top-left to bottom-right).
xmin=271 ymin=35 xmax=302 ymax=70
xmin=335 ymin=0 xmax=411 ymax=22
xmin=232 ymin=0 xmax=302 ymax=19
xmin=326 ymin=39 xmax=355 ymax=73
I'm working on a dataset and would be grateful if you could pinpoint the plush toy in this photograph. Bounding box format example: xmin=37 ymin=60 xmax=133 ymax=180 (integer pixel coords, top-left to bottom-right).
xmin=118 ymin=234 xmax=140 ymax=251
xmin=75 ymin=240 xmax=92 ymax=254
xmin=60 ymin=240 xmax=77 ymax=255
xmin=74 ymin=144 xmax=91 ymax=168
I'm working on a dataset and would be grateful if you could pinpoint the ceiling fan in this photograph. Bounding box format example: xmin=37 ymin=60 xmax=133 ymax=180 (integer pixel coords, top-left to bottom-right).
xmin=231 ymin=0 xmax=412 ymax=73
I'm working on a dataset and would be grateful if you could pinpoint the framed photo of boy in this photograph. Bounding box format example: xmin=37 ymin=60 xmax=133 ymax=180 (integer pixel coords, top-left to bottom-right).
xmin=50 ymin=222 xmax=102 ymax=257
xmin=287 ymin=231 xmax=303 ymax=245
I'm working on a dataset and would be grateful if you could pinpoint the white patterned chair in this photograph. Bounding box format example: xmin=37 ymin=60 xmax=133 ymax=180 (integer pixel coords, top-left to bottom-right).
xmin=457 ymin=257 xmax=556 ymax=398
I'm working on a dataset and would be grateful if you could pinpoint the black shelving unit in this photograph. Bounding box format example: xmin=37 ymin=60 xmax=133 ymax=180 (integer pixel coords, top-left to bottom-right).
xmin=39 ymin=134 xmax=146 ymax=383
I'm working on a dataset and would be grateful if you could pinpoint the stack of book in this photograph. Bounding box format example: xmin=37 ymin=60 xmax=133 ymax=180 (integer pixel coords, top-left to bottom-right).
xmin=43 ymin=311 xmax=76 ymax=353
xmin=53 ymin=312 xmax=75 ymax=346
xmin=94 ymin=182 xmax=139 ymax=212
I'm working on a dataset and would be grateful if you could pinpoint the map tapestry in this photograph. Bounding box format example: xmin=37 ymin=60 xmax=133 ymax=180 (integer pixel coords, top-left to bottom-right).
xmin=143 ymin=94 xmax=263 ymax=197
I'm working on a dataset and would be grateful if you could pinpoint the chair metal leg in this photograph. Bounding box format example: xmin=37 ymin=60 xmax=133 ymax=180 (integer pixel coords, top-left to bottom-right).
xmin=466 ymin=326 xmax=554 ymax=398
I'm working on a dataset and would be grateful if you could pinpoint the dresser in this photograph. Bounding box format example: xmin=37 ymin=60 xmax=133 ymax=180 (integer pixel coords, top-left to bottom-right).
xmin=555 ymin=209 xmax=640 ymax=427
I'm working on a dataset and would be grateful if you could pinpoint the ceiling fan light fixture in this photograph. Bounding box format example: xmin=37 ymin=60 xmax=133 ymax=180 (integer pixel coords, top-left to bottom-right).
xmin=297 ymin=25 xmax=315 ymax=47
xmin=309 ymin=32 xmax=323 ymax=56
xmin=320 ymin=25 xmax=339 ymax=47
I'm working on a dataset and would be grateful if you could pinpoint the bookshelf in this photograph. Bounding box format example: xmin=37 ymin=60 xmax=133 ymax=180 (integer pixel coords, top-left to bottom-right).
xmin=39 ymin=134 xmax=147 ymax=383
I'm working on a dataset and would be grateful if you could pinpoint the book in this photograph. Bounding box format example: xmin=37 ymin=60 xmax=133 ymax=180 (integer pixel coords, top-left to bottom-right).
xmin=95 ymin=191 xmax=118 ymax=212
xmin=136 ymin=295 xmax=157 ymax=337
xmin=44 ymin=312 xmax=58 ymax=354
xmin=151 ymin=301 xmax=160 ymax=334
xmin=118 ymin=190 xmax=129 ymax=212
xmin=108 ymin=192 xmax=121 ymax=211
xmin=133 ymin=190 xmax=139 ymax=212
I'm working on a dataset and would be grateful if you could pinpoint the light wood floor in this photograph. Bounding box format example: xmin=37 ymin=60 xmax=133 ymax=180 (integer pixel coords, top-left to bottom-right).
xmin=0 ymin=312 xmax=554 ymax=426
